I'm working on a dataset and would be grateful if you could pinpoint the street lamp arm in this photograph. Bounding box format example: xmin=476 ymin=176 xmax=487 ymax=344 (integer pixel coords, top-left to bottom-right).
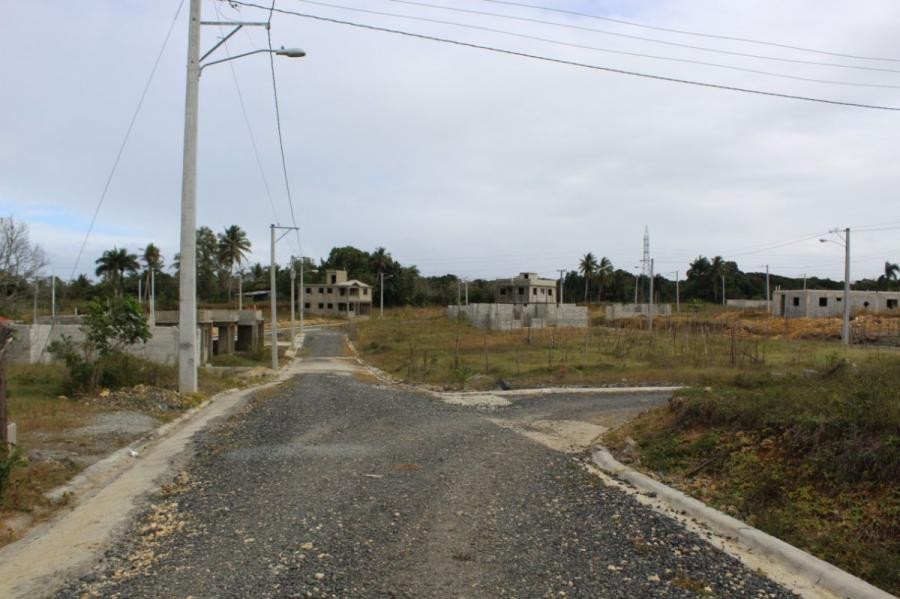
xmin=200 ymin=47 xmax=306 ymax=72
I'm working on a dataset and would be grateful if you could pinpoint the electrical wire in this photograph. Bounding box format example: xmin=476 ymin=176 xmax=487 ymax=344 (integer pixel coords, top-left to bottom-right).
xmin=365 ymin=0 xmax=900 ymax=75
xmin=477 ymin=0 xmax=900 ymax=64
xmin=223 ymin=1 xmax=900 ymax=112
xmin=70 ymin=0 xmax=186 ymax=282
xmin=213 ymin=1 xmax=281 ymax=225
xmin=265 ymin=1 xmax=305 ymax=259
xmin=283 ymin=0 xmax=900 ymax=90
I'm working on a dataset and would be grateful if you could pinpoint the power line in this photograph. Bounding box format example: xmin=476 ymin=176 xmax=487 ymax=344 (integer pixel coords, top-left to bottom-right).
xmin=284 ymin=0 xmax=900 ymax=90
xmin=364 ymin=0 xmax=900 ymax=75
xmin=213 ymin=1 xmax=281 ymax=225
xmin=70 ymin=0 xmax=186 ymax=281
xmin=224 ymin=0 xmax=900 ymax=112
xmin=477 ymin=0 xmax=900 ymax=64
xmin=265 ymin=1 xmax=305 ymax=257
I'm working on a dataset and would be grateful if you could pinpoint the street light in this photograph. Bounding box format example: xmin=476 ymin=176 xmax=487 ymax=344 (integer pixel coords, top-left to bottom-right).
xmin=177 ymin=0 xmax=305 ymax=393
xmin=820 ymin=228 xmax=851 ymax=345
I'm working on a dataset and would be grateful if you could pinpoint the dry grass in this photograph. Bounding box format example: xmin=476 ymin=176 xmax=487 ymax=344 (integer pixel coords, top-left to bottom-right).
xmin=353 ymin=307 xmax=873 ymax=389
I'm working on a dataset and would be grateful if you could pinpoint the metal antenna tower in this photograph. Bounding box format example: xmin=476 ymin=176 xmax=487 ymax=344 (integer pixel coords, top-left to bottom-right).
xmin=637 ymin=226 xmax=650 ymax=303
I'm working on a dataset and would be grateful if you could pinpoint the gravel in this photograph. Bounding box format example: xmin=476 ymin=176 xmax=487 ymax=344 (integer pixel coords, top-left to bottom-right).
xmin=56 ymin=330 xmax=797 ymax=598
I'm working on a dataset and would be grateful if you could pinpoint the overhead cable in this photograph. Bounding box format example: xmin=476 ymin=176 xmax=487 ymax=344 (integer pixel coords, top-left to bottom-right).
xmin=223 ymin=1 xmax=900 ymax=112
xmin=285 ymin=0 xmax=900 ymax=90
xmin=361 ymin=0 xmax=900 ymax=75
xmin=477 ymin=0 xmax=900 ymax=64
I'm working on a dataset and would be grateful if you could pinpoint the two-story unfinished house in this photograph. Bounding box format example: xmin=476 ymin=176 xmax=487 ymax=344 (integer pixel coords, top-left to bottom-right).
xmin=303 ymin=269 xmax=373 ymax=318
xmin=494 ymin=272 xmax=557 ymax=305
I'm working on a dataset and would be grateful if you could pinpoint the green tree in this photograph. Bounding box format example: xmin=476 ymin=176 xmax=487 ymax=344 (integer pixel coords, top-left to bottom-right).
xmin=94 ymin=248 xmax=139 ymax=297
xmin=217 ymin=225 xmax=251 ymax=301
xmin=579 ymin=252 xmax=598 ymax=304
xmin=48 ymin=297 xmax=150 ymax=391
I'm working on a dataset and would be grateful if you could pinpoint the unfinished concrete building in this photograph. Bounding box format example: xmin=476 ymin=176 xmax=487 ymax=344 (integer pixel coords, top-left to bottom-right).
xmin=773 ymin=289 xmax=900 ymax=318
xmin=494 ymin=272 xmax=557 ymax=304
xmin=303 ymin=269 xmax=372 ymax=318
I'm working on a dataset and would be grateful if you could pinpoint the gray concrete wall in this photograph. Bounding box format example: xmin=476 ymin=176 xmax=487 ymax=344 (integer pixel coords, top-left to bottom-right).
xmin=774 ymin=290 xmax=900 ymax=318
xmin=8 ymin=324 xmax=188 ymax=366
xmin=447 ymin=303 xmax=587 ymax=330
xmin=726 ymin=299 xmax=770 ymax=310
xmin=604 ymin=303 xmax=672 ymax=320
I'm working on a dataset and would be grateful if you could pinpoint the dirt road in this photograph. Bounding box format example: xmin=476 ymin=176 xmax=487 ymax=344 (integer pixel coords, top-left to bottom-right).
xmin=55 ymin=329 xmax=795 ymax=598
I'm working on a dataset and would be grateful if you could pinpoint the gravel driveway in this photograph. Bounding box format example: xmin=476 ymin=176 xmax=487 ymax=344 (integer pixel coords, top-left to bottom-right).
xmin=58 ymin=329 xmax=796 ymax=598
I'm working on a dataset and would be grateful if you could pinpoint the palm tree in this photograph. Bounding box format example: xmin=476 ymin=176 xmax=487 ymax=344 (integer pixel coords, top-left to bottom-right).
xmin=217 ymin=226 xmax=251 ymax=301
xmin=579 ymin=252 xmax=598 ymax=304
xmin=879 ymin=261 xmax=899 ymax=290
xmin=141 ymin=243 xmax=163 ymax=301
xmin=597 ymin=256 xmax=613 ymax=301
xmin=95 ymin=247 xmax=139 ymax=297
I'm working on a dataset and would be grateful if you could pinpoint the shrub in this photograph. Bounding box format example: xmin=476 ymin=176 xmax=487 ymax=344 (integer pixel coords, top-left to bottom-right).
xmin=0 ymin=445 xmax=24 ymax=497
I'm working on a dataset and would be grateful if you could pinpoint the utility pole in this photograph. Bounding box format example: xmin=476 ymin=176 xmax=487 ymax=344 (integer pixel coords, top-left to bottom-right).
xmin=150 ymin=268 xmax=156 ymax=326
xmin=802 ymin=274 xmax=807 ymax=291
xmin=557 ymin=269 xmax=566 ymax=305
xmin=674 ymin=271 xmax=680 ymax=314
xmin=177 ymin=0 xmax=201 ymax=393
xmin=238 ymin=275 xmax=243 ymax=310
xmin=464 ymin=279 xmax=469 ymax=305
xmin=269 ymin=224 xmax=299 ymax=369
xmin=138 ymin=277 xmax=142 ymax=304
xmin=765 ymin=264 xmax=770 ymax=313
xmin=50 ymin=273 xmax=56 ymax=321
xmin=270 ymin=225 xmax=277 ymax=370
xmin=633 ymin=270 xmax=639 ymax=305
xmin=648 ymin=259 xmax=654 ymax=331
xmin=289 ymin=264 xmax=296 ymax=350
xmin=33 ymin=278 xmax=38 ymax=324
xmin=721 ymin=275 xmax=726 ymax=306
xmin=456 ymin=278 xmax=461 ymax=307
xmin=842 ymin=228 xmax=851 ymax=345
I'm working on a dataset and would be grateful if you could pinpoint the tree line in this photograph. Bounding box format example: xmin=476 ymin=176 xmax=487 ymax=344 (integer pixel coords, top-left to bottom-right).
xmin=1 ymin=215 xmax=898 ymax=319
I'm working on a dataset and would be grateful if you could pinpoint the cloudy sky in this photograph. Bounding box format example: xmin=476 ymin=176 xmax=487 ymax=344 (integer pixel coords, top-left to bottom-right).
xmin=1 ymin=0 xmax=899 ymax=283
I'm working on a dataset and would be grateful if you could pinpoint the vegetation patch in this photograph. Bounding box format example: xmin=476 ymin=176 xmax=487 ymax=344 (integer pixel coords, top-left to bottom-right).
xmin=603 ymin=356 xmax=900 ymax=595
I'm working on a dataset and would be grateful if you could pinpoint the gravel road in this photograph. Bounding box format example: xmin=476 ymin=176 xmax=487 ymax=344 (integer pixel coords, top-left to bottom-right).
xmin=58 ymin=329 xmax=796 ymax=598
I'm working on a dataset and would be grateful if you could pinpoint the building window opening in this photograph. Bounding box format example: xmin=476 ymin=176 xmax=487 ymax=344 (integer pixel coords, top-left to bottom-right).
xmin=533 ymin=288 xmax=538 ymax=296
xmin=331 ymin=274 xmax=337 ymax=284
xmin=327 ymin=303 xmax=333 ymax=309
xmin=819 ymin=297 xmax=828 ymax=307
xmin=888 ymin=299 xmax=898 ymax=309
xmin=304 ymin=303 xmax=310 ymax=309
xmin=305 ymin=288 xmax=311 ymax=294
xmin=500 ymin=288 xmax=507 ymax=295
xmin=548 ymin=289 xmax=553 ymax=296
xmin=792 ymin=297 xmax=800 ymax=307
xmin=864 ymin=301 xmax=871 ymax=309
xmin=518 ymin=287 xmax=525 ymax=295
xmin=318 ymin=303 xmax=324 ymax=309
xmin=318 ymin=287 xmax=324 ymax=293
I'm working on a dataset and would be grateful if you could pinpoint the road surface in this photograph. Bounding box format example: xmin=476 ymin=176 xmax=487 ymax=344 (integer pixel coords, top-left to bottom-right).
xmin=57 ymin=329 xmax=795 ymax=598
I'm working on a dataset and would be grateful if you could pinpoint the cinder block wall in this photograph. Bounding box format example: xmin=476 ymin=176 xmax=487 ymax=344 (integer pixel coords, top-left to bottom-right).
xmin=448 ymin=304 xmax=588 ymax=329
xmin=9 ymin=324 xmax=181 ymax=366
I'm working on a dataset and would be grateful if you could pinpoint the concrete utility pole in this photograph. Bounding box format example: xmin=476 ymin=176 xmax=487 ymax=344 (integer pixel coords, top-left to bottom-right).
xmin=802 ymin=274 xmax=807 ymax=291
xmin=675 ymin=271 xmax=680 ymax=314
xmin=138 ymin=277 xmax=142 ymax=304
xmin=647 ymin=259 xmax=654 ymax=331
xmin=289 ymin=265 xmax=296 ymax=350
xmin=269 ymin=224 xmax=299 ymax=369
xmin=150 ymin=268 xmax=156 ymax=326
xmin=765 ymin=264 xmax=770 ymax=313
xmin=842 ymin=228 xmax=851 ymax=345
xmin=33 ymin=278 xmax=38 ymax=324
xmin=50 ymin=274 xmax=56 ymax=321
xmin=820 ymin=228 xmax=851 ymax=345
xmin=557 ymin=269 xmax=566 ymax=305
xmin=464 ymin=279 xmax=469 ymax=305
xmin=300 ymin=262 xmax=316 ymax=338
xmin=633 ymin=269 xmax=639 ymax=305
xmin=456 ymin=279 xmax=461 ymax=307
xmin=177 ymin=0 xmax=202 ymax=393
xmin=175 ymin=0 xmax=305 ymax=393
xmin=238 ymin=275 xmax=243 ymax=310
xmin=721 ymin=275 xmax=726 ymax=306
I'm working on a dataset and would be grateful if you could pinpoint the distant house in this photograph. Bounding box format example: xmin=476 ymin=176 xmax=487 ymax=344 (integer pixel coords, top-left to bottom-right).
xmin=773 ymin=289 xmax=900 ymax=318
xmin=303 ymin=269 xmax=372 ymax=318
xmin=493 ymin=272 xmax=557 ymax=305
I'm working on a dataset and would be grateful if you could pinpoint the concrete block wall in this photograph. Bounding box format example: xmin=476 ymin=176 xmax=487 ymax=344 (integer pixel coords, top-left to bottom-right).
xmin=448 ymin=303 xmax=588 ymax=330
xmin=604 ymin=303 xmax=673 ymax=320
xmin=725 ymin=299 xmax=770 ymax=310
xmin=8 ymin=324 xmax=184 ymax=366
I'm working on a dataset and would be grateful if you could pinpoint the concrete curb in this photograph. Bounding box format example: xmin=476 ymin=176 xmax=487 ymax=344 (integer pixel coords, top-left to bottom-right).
xmin=591 ymin=449 xmax=894 ymax=599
